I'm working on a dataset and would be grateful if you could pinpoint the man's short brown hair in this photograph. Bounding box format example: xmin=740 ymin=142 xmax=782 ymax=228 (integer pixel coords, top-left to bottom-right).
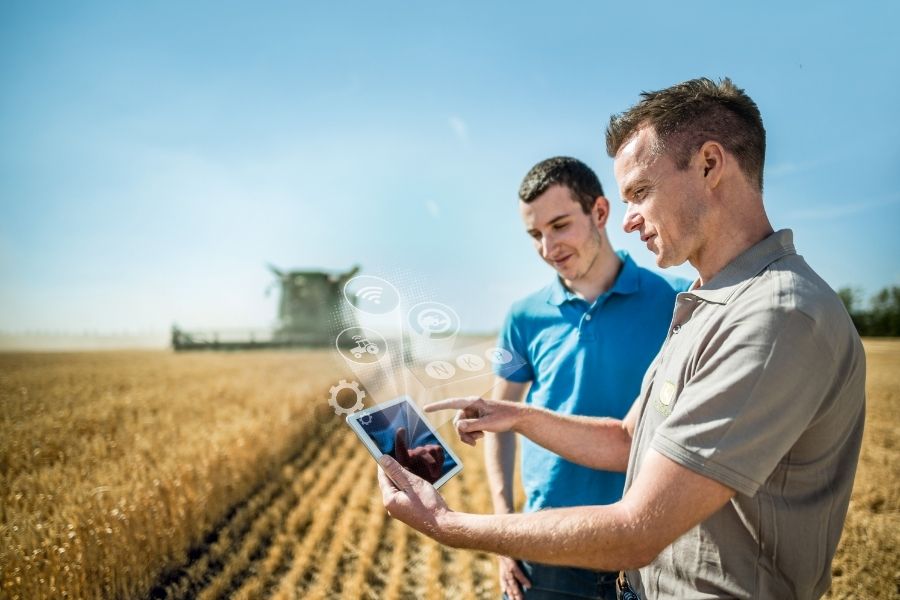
xmin=605 ymin=77 xmax=766 ymax=190
xmin=518 ymin=156 xmax=604 ymax=214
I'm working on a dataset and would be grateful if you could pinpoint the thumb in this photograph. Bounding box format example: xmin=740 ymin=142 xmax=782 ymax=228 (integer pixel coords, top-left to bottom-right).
xmin=458 ymin=415 xmax=495 ymax=433
xmin=379 ymin=454 xmax=414 ymax=492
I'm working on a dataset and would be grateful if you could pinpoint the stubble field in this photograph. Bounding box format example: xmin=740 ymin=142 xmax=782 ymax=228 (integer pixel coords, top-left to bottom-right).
xmin=1 ymin=342 xmax=897 ymax=599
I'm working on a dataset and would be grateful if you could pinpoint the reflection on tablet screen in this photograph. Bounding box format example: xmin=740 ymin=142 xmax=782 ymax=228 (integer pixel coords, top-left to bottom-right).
xmin=358 ymin=401 xmax=459 ymax=484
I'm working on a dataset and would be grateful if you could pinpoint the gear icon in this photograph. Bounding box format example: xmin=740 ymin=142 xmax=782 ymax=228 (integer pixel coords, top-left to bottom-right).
xmin=328 ymin=379 xmax=366 ymax=416
xmin=360 ymin=414 xmax=372 ymax=426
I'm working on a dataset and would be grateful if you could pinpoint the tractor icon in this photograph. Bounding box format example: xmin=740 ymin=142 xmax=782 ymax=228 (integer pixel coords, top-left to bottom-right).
xmin=351 ymin=335 xmax=380 ymax=359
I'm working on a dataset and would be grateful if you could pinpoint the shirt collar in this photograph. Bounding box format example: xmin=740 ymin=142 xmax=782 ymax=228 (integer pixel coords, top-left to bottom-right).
xmin=547 ymin=250 xmax=640 ymax=306
xmin=689 ymin=229 xmax=797 ymax=305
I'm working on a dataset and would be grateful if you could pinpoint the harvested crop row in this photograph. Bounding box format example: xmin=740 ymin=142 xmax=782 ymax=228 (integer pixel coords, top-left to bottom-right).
xmin=268 ymin=436 xmax=371 ymax=599
xmin=227 ymin=429 xmax=361 ymax=599
xmin=148 ymin=421 xmax=347 ymax=599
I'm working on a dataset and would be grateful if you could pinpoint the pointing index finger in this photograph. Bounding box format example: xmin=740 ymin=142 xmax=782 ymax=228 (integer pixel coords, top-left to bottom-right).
xmin=424 ymin=397 xmax=478 ymax=413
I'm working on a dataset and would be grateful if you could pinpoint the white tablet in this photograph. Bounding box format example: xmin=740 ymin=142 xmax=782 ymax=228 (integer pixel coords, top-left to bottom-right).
xmin=346 ymin=395 xmax=463 ymax=489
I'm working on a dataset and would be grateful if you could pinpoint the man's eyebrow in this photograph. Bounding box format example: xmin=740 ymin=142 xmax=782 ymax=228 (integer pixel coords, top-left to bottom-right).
xmin=620 ymin=179 xmax=646 ymax=201
xmin=546 ymin=214 xmax=569 ymax=225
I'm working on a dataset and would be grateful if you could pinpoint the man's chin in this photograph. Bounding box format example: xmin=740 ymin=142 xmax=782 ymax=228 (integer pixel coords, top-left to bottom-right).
xmin=654 ymin=251 xmax=673 ymax=269
xmin=554 ymin=266 xmax=578 ymax=280
xmin=656 ymin=253 xmax=689 ymax=270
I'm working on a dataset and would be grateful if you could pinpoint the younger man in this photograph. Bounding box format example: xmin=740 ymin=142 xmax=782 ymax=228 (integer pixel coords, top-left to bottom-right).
xmin=488 ymin=157 xmax=686 ymax=599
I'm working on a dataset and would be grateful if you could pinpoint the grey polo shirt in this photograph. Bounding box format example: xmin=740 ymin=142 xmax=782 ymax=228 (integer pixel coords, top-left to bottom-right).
xmin=624 ymin=229 xmax=866 ymax=599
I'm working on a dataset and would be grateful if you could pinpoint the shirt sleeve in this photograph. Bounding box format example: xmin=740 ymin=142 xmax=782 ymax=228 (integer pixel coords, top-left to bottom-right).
xmin=493 ymin=307 xmax=534 ymax=383
xmin=651 ymin=307 xmax=833 ymax=497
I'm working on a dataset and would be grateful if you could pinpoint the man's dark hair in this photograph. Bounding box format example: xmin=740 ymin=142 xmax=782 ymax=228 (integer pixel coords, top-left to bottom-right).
xmin=518 ymin=156 xmax=604 ymax=214
xmin=605 ymin=77 xmax=766 ymax=190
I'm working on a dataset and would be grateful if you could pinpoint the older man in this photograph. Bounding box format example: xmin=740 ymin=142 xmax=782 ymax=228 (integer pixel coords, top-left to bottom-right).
xmin=378 ymin=78 xmax=865 ymax=600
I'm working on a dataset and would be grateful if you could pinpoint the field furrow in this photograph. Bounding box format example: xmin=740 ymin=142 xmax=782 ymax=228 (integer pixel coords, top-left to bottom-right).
xmin=224 ymin=429 xmax=361 ymax=599
xmin=299 ymin=461 xmax=377 ymax=600
xmin=379 ymin=518 xmax=410 ymax=600
xmin=269 ymin=436 xmax=370 ymax=599
xmin=337 ymin=484 xmax=390 ymax=598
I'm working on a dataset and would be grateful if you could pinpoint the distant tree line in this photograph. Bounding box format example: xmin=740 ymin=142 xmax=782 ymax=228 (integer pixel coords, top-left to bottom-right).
xmin=837 ymin=286 xmax=900 ymax=337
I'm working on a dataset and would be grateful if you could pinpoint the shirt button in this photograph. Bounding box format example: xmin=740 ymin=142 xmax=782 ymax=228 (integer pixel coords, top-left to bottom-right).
xmin=584 ymin=314 xmax=592 ymax=321
xmin=672 ymin=324 xmax=682 ymax=333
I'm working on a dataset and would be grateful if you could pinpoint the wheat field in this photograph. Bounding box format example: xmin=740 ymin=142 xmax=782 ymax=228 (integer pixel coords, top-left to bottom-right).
xmin=1 ymin=342 xmax=897 ymax=599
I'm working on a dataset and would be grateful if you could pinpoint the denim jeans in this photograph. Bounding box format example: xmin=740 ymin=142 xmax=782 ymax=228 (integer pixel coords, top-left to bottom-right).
xmin=501 ymin=560 xmax=619 ymax=600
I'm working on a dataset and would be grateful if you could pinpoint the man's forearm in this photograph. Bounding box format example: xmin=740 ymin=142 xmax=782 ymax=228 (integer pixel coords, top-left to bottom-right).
xmin=484 ymin=431 xmax=517 ymax=513
xmin=514 ymin=407 xmax=631 ymax=472
xmin=436 ymin=504 xmax=653 ymax=572
xmin=485 ymin=378 xmax=525 ymax=514
xmin=484 ymin=431 xmax=516 ymax=514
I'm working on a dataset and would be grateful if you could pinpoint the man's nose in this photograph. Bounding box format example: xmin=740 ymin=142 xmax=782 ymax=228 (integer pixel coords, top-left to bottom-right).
xmin=541 ymin=233 xmax=555 ymax=258
xmin=622 ymin=206 xmax=642 ymax=234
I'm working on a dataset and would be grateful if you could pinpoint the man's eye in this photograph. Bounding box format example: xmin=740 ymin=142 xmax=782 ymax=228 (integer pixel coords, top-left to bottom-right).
xmin=553 ymin=223 xmax=568 ymax=230
xmin=633 ymin=187 xmax=647 ymax=200
xmin=530 ymin=232 xmax=542 ymax=240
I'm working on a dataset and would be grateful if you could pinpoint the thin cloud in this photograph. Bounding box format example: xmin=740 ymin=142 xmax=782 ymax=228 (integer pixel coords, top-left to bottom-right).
xmin=449 ymin=116 xmax=468 ymax=143
xmin=785 ymin=195 xmax=900 ymax=220
xmin=767 ymin=158 xmax=830 ymax=178
xmin=426 ymin=200 xmax=440 ymax=218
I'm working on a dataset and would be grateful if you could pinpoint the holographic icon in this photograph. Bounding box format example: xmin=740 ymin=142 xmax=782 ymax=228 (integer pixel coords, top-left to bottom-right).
xmin=328 ymin=379 xmax=366 ymax=416
xmin=360 ymin=414 xmax=373 ymax=425
xmin=407 ymin=302 xmax=460 ymax=339
xmin=456 ymin=353 xmax=486 ymax=372
xmin=336 ymin=327 xmax=388 ymax=364
xmin=343 ymin=275 xmax=401 ymax=315
xmin=424 ymin=360 xmax=456 ymax=380
xmin=350 ymin=335 xmax=380 ymax=359
xmin=356 ymin=286 xmax=384 ymax=304
xmin=418 ymin=309 xmax=450 ymax=334
xmin=485 ymin=347 xmax=513 ymax=365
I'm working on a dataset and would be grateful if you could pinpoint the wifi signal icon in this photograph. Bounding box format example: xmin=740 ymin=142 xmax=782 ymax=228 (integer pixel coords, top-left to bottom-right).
xmin=356 ymin=286 xmax=384 ymax=305
xmin=343 ymin=275 xmax=399 ymax=315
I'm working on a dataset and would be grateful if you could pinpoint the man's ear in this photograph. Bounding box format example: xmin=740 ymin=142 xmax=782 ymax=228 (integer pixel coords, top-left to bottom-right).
xmin=592 ymin=196 xmax=611 ymax=228
xmin=699 ymin=141 xmax=725 ymax=188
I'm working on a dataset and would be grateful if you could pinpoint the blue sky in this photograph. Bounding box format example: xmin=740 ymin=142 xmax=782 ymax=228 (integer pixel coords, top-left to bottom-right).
xmin=1 ymin=1 xmax=898 ymax=337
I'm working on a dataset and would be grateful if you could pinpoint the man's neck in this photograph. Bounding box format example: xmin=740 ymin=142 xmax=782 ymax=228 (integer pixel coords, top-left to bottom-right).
xmin=694 ymin=207 xmax=773 ymax=285
xmin=562 ymin=246 xmax=622 ymax=304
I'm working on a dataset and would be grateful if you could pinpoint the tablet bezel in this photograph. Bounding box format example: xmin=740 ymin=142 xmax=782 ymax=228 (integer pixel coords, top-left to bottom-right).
xmin=346 ymin=395 xmax=463 ymax=489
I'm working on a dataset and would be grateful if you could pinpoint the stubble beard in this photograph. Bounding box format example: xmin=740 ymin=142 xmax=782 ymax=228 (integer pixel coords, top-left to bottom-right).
xmin=567 ymin=228 xmax=604 ymax=283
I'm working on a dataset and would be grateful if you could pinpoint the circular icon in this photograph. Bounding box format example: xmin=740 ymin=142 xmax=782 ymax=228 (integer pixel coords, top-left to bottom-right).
xmin=455 ymin=353 xmax=486 ymax=372
xmin=407 ymin=302 xmax=460 ymax=340
xmin=336 ymin=327 xmax=388 ymax=364
xmin=343 ymin=275 xmax=401 ymax=315
xmin=484 ymin=347 xmax=513 ymax=365
xmin=424 ymin=360 xmax=456 ymax=380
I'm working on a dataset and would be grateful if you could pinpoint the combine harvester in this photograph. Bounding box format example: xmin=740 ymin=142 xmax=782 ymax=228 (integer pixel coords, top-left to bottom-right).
xmin=171 ymin=265 xmax=359 ymax=351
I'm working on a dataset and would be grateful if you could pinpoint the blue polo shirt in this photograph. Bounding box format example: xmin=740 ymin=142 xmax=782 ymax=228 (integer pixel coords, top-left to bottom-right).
xmin=496 ymin=251 xmax=689 ymax=511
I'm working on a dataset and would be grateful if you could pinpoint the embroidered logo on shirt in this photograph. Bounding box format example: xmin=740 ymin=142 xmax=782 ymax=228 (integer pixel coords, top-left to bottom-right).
xmin=655 ymin=380 xmax=676 ymax=415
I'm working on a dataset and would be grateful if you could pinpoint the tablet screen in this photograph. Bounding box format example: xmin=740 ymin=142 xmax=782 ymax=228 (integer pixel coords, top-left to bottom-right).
xmin=347 ymin=396 xmax=462 ymax=488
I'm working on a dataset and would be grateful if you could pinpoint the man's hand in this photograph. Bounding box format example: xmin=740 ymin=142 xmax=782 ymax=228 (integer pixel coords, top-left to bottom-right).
xmin=497 ymin=556 xmax=531 ymax=600
xmin=394 ymin=426 xmax=445 ymax=483
xmin=378 ymin=454 xmax=452 ymax=539
xmin=425 ymin=396 xmax=528 ymax=446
